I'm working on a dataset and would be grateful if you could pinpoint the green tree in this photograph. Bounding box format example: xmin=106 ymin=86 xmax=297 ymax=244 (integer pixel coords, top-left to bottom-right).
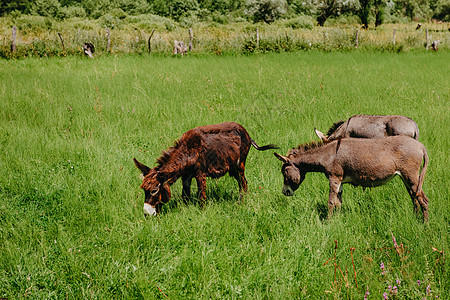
xmin=394 ymin=0 xmax=433 ymax=20
xmin=357 ymin=0 xmax=372 ymax=28
xmin=302 ymin=0 xmax=358 ymax=26
xmin=315 ymin=0 xmax=342 ymax=26
xmin=0 ymin=0 xmax=32 ymax=15
xmin=198 ymin=0 xmax=246 ymax=13
xmin=374 ymin=0 xmax=386 ymax=27
xmin=432 ymin=0 xmax=450 ymax=20
xmin=30 ymin=0 xmax=61 ymax=17
xmin=245 ymin=0 xmax=288 ymax=23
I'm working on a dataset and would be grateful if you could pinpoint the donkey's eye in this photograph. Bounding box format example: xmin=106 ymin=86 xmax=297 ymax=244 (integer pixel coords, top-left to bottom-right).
xmin=150 ymin=188 xmax=159 ymax=196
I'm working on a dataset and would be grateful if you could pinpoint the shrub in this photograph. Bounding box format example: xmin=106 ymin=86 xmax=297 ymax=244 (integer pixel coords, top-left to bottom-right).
xmin=16 ymin=15 xmax=53 ymax=30
xmin=30 ymin=0 xmax=61 ymax=18
xmin=285 ymin=15 xmax=314 ymax=29
xmin=179 ymin=11 xmax=199 ymax=28
xmin=58 ymin=6 xmax=87 ymax=20
xmin=242 ymin=38 xmax=257 ymax=53
xmin=9 ymin=10 xmax=22 ymax=20
xmin=211 ymin=12 xmax=230 ymax=24
xmin=165 ymin=21 xmax=176 ymax=31
xmin=100 ymin=14 xmax=123 ymax=29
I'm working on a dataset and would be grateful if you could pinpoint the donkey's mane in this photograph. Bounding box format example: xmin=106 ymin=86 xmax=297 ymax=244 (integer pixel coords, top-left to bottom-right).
xmin=326 ymin=120 xmax=345 ymax=136
xmin=155 ymin=140 xmax=182 ymax=170
xmin=288 ymin=140 xmax=326 ymax=157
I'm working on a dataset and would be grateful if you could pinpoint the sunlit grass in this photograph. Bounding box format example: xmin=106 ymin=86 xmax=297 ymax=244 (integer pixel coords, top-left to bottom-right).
xmin=0 ymin=52 xmax=448 ymax=298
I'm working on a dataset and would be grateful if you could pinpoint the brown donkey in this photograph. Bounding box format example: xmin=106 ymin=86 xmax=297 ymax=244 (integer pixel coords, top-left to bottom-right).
xmin=134 ymin=122 xmax=278 ymax=216
xmin=314 ymin=115 xmax=419 ymax=142
xmin=274 ymin=135 xmax=430 ymax=221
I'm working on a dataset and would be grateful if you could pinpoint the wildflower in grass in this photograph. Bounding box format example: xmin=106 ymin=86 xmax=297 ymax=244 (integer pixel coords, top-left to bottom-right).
xmin=383 ymin=292 xmax=389 ymax=299
xmin=380 ymin=262 xmax=386 ymax=275
xmin=364 ymin=291 xmax=369 ymax=299
xmin=417 ymin=280 xmax=421 ymax=285
xmin=427 ymin=285 xmax=431 ymax=295
xmin=392 ymin=286 xmax=398 ymax=294
xmin=392 ymin=233 xmax=398 ymax=248
xmin=396 ymin=278 xmax=401 ymax=285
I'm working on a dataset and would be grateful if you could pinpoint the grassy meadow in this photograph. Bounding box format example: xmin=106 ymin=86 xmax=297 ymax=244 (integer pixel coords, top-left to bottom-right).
xmin=0 ymin=51 xmax=449 ymax=298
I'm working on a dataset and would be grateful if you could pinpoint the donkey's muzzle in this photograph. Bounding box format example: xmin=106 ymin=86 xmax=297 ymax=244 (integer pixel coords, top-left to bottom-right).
xmin=282 ymin=185 xmax=294 ymax=196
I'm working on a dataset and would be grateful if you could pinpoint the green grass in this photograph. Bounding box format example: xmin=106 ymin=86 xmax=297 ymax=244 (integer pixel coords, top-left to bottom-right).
xmin=0 ymin=51 xmax=449 ymax=298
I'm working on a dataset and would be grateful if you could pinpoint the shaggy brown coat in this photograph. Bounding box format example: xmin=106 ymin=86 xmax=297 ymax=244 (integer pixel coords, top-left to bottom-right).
xmin=134 ymin=122 xmax=278 ymax=215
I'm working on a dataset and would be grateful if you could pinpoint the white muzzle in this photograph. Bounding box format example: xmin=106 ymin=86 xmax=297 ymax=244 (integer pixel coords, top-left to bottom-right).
xmin=143 ymin=203 xmax=157 ymax=216
xmin=282 ymin=185 xmax=294 ymax=196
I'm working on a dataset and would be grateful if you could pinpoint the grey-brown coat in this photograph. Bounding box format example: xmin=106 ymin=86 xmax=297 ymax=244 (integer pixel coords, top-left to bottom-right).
xmin=274 ymin=135 xmax=429 ymax=221
xmin=314 ymin=115 xmax=419 ymax=142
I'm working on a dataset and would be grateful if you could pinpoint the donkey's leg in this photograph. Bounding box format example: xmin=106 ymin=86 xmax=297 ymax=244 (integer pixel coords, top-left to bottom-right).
xmin=417 ymin=190 xmax=430 ymax=222
xmin=337 ymin=184 xmax=343 ymax=204
xmin=399 ymin=174 xmax=421 ymax=217
xmin=196 ymin=174 xmax=207 ymax=207
xmin=328 ymin=176 xmax=342 ymax=219
xmin=182 ymin=174 xmax=193 ymax=203
xmin=236 ymin=162 xmax=248 ymax=203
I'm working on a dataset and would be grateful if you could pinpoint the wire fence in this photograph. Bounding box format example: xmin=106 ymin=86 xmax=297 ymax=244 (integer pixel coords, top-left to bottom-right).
xmin=1 ymin=20 xmax=449 ymax=58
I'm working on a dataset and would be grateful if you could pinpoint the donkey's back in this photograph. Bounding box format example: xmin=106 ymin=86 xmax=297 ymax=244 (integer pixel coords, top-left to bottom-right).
xmin=316 ymin=115 xmax=419 ymax=141
xmin=347 ymin=115 xmax=419 ymax=140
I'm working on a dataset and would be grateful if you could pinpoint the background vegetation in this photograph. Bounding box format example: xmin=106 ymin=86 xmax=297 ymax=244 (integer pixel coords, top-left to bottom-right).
xmin=1 ymin=15 xmax=449 ymax=59
xmin=0 ymin=52 xmax=448 ymax=298
xmin=1 ymin=0 xmax=449 ymax=26
xmin=1 ymin=0 xmax=449 ymax=58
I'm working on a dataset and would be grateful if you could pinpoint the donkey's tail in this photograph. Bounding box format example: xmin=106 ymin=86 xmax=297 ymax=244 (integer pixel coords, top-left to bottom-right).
xmin=251 ymin=139 xmax=279 ymax=151
xmin=416 ymin=146 xmax=428 ymax=196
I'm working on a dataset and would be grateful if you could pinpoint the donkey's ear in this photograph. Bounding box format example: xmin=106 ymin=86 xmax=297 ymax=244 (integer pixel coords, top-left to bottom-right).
xmin=314 ymin=128 xmax=329 ymax=142
xmin=133 ymin=158 xmax=151 ymax=176
xmin=274 ymin=153 xmax=289 ymax=163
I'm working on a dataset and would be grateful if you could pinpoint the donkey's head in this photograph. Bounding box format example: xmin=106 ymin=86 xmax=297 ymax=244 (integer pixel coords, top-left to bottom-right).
xmin=274 ymin=153 xmax=305 ymax=196
xmin=133 ymin=158 xmax=171 ymax=216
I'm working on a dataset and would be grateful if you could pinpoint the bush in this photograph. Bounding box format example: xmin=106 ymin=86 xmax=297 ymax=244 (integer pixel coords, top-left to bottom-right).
xmin=58 ymin=6 xmax=87 ymax=20
xmin=16 ymin=15 xmax=53 ymax=30
xmin=285 ymin=15 xmax=314 ymax=29
xmin=125 ymin=14 xmax=175 ymax=31
xmin=211 ymin=12 xmax=230 ymax=24
xmin=433 ymin=0 xmax=450 ymax=21
xmin=9 ymin=10 xmax=21 ymax=20
xmin=30 ymin=0 xmax=61 ymax=18
xmin=179 ymin=11 xmax=199 ymax=28
xmin=100 ymin=14 xmax=123 ymax=29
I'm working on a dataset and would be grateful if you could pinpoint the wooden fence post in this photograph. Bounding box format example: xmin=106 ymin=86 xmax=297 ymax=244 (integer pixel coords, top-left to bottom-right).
xmin=393 ymin=29 xmax=396 ymax=47
xmin=58 ymin=32 xmax=65 ymax=55
xmin=189 ymin=28 xmax=193 ymax=52
xmin=355 ymin=29 xmax=359 ymax=49
xmin=11 ymin=26 xmax=17 ymax=53
xmin=256 ymin=28 xmax=259 ymax=49
xmin=148 ymin=29 xmax=155 ymax=53
xmin=106 ymin=28 xmax=111 ymax=52
xmin=425 ymin=29 xmax=429 ymax=50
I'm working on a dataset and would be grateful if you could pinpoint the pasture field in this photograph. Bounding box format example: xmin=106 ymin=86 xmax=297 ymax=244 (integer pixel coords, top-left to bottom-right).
xmin=0 ymin=51 xmax=448 ymax=298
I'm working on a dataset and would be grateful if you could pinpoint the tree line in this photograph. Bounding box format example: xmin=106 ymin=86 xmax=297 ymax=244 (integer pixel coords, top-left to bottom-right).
xmin=1 ymin=0 xmax=449 ymax=28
